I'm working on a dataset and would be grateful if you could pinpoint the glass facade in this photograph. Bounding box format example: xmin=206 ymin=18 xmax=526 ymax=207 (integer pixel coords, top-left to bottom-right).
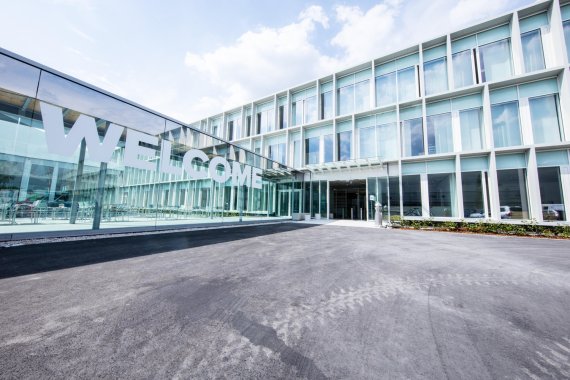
xmin=521 ymin=30 xmax=545 ymax=73
xmin=460 ymin=108 xmax=484 ymax=151
xmin=424 ymin=57 xmax=448 ymax=96
xmin=0 ymin=53 xmax=297 ymax=236
xmin=479 ymin=39 xmax=512 ymax=83
xmin=337 ymin=131 xmax=351 ymax=161
xmin=491 ymin=101 xmax=522 ymax=148
xmin=401 ymin=118 xmax=424 ymax=157
xmin=426 ymin=113 xmax=453 ymax=155
xmin=529 ymin=95 xmax=561 ymax=144
xmin=452 ymin=50 xmax=474 ymax=89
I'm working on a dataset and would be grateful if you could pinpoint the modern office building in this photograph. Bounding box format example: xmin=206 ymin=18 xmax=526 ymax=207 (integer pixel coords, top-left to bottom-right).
xmin=189 ymin=0 xmax=570 ymax=224
xmin=1 ymin=0 xmax=570 ymax=238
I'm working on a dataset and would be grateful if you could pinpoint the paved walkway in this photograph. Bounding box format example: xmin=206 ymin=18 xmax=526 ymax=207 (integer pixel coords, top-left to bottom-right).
xmin=1 ymin=223 xmax=569 ymax=378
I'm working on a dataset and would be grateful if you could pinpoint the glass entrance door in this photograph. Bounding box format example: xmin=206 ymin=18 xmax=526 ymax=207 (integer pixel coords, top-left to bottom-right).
xmin=277 ymin=189 xmax=290 ymax=216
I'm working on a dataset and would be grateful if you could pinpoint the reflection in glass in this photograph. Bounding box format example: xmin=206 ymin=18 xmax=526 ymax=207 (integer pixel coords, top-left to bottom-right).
xmin=304 ymin=95 xmax=317 ymax=124
xmin=497 ymin=168 xmax=529 ymax=219
xmin=337 ymin=131 xmax=351 ymax=161
xmin=426 ymin=113 xmax=453 ymax=154
xmin=321 ymin=91 xmax=333 ymax=119
xmin=538 ymin=167 xmax=566 ymax=221
xmin=376 ymin=72 xmax=397 ymax=106
xmin=359 ymin=127 xmax=376 ymax=158
xmin=293 ymin=140 xmax=301 ymax=168
xmin=479 ymin=39 xmax=512 ymax=83
xmin=521 ymin=29 xmax=545 ymax=73
xmin=529 ymin=95 xmax=561 ymax=144
xmin=324 ymin=134 xmax=334 ymax=163
xmin=428 ymin=173 xmax=456 ymax=217
xmin=377 ymin=123 xmax=398 ymax=160
xmin=424 ymin=57 xmax=448 ymax=95
xmin=452 ymin=50 xmax=473 ymax=89
xmin=305 ymin=137 xmax=320 ymax=164
xmin=462 ymin=171 xmax=486 ymax=218
xmin=337 ymin=85 xmax=353 ymax=116
xmin=402 ymin=175 xmax=422 ymax=216
xmin=491 ymin=101 xmax=521 ymax=148
xmin=398 ymin=67 xmax=416 ymax=102
xmin=354 ymin=80 xmax=370 ymax=112
xmin=401 ymin=118 xmax=424 ymax=157
xmin=460 ymin=108 xmax=483 ymax=151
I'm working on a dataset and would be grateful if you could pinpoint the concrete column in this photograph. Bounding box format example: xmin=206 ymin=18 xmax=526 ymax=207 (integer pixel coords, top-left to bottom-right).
xmin=511 ymin=12 xmax=525 ymax=76
xmin=560 ymin=165 xmax=570 ymax=221
xmin=488 ymin=152 xmax=501 ymax=221
xmin=548 ymin=0 xmax=567 ymax=67
xmin=526 ymin=148 xmax=543 ymax=221
xmin=455 ymin=155 xmax=464 ymax=219
xmin=518 ymin=97 xmax=534 ymax=145
xmin=421 ymin=173 xmax=430 ymax=217
xmin=482 ymin=85 xmax=494 ymax=150
xmin=451 ymin=110 xmax=462 ymax=152
xmin=446 ymin=34 xmax=454 ymax=90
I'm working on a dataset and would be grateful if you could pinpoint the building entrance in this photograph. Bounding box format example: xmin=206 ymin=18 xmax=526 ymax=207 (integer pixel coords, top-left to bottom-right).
xmin=330 ymin=180 xmax=367 ymax=220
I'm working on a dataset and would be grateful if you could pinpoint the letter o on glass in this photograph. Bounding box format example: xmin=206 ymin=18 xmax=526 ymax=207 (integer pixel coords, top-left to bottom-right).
xmin=209 ymin=156 xmax=231 ymax=183
xmin=183 ymin=149 xmax=209 ymax=179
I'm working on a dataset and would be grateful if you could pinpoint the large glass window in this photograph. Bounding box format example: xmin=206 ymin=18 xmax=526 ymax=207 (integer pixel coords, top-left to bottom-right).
xmin=521 ymin=30 xmax=545 ymax=73
xmin=268 ymin=143 xmax=286 ymax=165
xmin=377 ymin=123 xmax=398 ymax=160
xmin=459 ymin=108 xmax=483 ymax=151
xmin=256 ymin=107 xmax=274 ymax=134
xmin=479 ymin=39 xmax=512 ymax=83
xmin=529 ymin=95 xmax=561 ymax=144
xmin=426 ymin=113 xmax=453 ymax=154
xmin=293 ymin=139 xmax=301 ymax=168
xmin=462 ymin=171 xmax=486 ymax=218
xmin=292 ymin=91 xmax=317 ymax=126
xmin=376 ymin=72 xmax=397 ymax=106
xmin=538 ymin=167 xmax=566 ymax=221
xmin=337 ymin=131 xmax=351 ymax=161
xmin=497 ymin=169 xmax=529 ymax=219
xmin=359 ymin=127 xmax=376 ymax=158
xmin=452 ymin=50 xmax=474 ymax=89
xmin=397 ymin=67 xmax=416 ymax=102
xmin=304 ymin=96 xmax=317 ymax=124
xmin=324 ymin=134 xmax=334 ymax=163
xmin=354 ymin=80 xmax=370 ymax=113
xmin=321 ymin=91 xmax=333 ymax=119
xmin=305 ymin=137 xmax=320 ymax=165
xmin=402 ymin=175 xmax=422 ymax=216
xmin=428 ymin=173 xmax=456 ymax=217
xmin=424 ymin=57 xmax=448 ymax=96
xmin=401 ymin=118 xmax=424 ymax=157
xmin=491 ymin=101 xmax=521 ymax=148
xmin=337 ymin=84 xmax=353 ymax=116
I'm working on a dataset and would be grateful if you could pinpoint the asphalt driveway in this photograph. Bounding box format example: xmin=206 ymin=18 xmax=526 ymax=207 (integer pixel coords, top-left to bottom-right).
xmin=0 ymin=223 xmax=569 ymax=379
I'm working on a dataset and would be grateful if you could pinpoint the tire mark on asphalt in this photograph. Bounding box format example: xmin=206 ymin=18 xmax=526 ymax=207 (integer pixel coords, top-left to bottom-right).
xmin=427 ymin=283 xmax=450 ymax=380
xmin=231 ymin=311 xmax=328 ymax=380
xmin=521 ymin=337 xmax=570 ymax=379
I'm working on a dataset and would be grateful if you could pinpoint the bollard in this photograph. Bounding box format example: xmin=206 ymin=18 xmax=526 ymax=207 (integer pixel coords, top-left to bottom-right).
xmin=374 ymin=202 xmax=382 ymax=227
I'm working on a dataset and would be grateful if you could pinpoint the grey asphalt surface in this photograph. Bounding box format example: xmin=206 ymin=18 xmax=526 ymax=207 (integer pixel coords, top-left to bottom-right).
xmin=0 ymin=223 xmax=569 ymax=379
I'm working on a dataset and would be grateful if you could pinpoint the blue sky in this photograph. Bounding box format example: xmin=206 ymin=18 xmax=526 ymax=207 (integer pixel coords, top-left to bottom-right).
xmin=0 ymin=0 xmax=534 ymax=123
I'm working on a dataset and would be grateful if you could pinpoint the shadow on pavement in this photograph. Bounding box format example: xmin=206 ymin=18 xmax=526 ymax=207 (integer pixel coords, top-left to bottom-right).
xmin=0 ymin=223 xmax=318 ymax=279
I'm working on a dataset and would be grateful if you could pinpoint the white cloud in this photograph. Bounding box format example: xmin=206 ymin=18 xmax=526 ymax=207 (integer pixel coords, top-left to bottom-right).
xmin=331 ymin=2 xmax=401 ymax=66
xmin=184 ymin=5 xmax=337 ymax=119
